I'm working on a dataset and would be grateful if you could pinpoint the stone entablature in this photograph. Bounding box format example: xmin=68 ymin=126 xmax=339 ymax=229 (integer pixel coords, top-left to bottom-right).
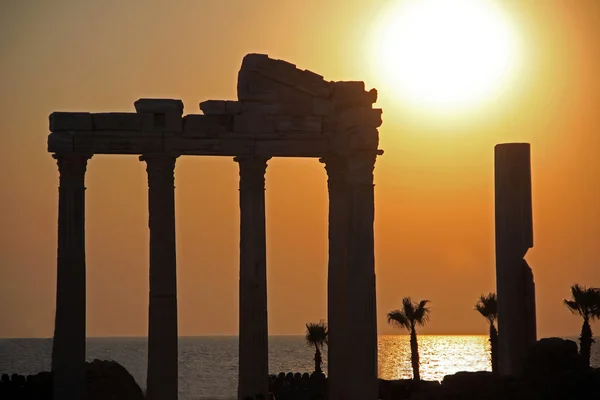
xmin=48 ymin=54 xmax=383 ymax=158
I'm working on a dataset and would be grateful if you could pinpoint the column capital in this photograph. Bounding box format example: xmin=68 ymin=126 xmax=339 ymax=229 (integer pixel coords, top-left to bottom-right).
xmin=53 ymin=153 xmax=93 ymax=188
xmin=140 ymin=154 xmax=178 ymax=188
xmin=234 ymin=156 xmax=270 ymax=191
xmin=347 ymin=153 xmax=377 ymax=186
xmin=321 ymin=153 xmax=377 ymax=187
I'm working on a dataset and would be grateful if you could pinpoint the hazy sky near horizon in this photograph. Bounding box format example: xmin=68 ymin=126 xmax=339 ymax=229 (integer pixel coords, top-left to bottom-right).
xmin=0 ymin=0 xmax=598 ymax=338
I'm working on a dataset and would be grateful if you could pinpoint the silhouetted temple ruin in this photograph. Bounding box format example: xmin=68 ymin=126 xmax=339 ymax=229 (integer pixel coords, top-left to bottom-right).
xmin=47 ymin=54 xmax=383 ymax=400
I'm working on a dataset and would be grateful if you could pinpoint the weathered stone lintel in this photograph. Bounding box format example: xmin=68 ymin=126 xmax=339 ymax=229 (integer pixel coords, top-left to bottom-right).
xmin=48 ymin=130 xmax=382 ymax=157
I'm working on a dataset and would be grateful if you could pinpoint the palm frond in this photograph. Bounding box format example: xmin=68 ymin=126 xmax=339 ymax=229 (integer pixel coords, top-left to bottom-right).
xmin=414 ymin=300 xmax=431 ymax=326
xmin=564 ymin=284 xmax=600 ymax=320
xmin=402 ymin=297 xmax=417 ymax=321
xmin=388 ymin=297 xmax=432 ymax=330
xmin=305 ymin=321 xmax=328 ymax=349
xmin=475 ymin=293 xmax=497 ymax=324
xmin=387 ymin=310 xmax=410 ymax=331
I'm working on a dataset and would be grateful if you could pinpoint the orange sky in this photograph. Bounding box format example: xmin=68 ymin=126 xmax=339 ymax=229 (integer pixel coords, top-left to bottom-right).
xmin=0 ymin=0 xmax=598 ymax=338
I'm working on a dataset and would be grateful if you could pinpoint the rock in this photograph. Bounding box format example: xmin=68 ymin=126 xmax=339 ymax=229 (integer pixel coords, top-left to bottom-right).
xmin=0 ymin=360 xmax=142 ymax=400
xmin=523 ymin=337 xmax=586 ymax=377
xmin=85 ymin=359 xmax=144 ymax=400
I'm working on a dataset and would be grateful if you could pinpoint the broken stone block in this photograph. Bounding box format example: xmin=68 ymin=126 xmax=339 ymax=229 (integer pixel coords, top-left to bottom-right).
xmin=199 ymin=100 xmax=226 ymax=115
xmin=240 ymin=54 xmax=301 ymax=86
xmin=238 ymin=71 xmax=283 ymax=102
xmin=294 ymin=70 xmax=332 ymax=98
xmin=331 ymin=82 xmax=377 ymax=112
xmin=275 ymin=116 xmax=322 ymax=133
xmin=313 ymin=98 xmax=333 ymax=116
xmin=240 ymin=53 xmax=270 ymax=72
xmin=337 ymin=107 xmax=383 ymax=131
xmin=233 ymin=114 xmax=275 ymax=134
xmin=134 ymin=98 xmax=184 ymax=114
xmin=92 ymin=113 xmax=142 ymax=131
xmin=183 ymin=114 xmax=232 ymax=137
xmin=49 ymin=112 xmax=93 ymax=132
xmin=135 ymin=98 xmax=184 ymax=132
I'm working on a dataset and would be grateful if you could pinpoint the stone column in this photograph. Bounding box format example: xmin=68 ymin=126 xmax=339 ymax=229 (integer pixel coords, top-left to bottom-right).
xmin=321 ymin=156 xmax=351 ymax=400
xmin=345 ymin=153 xmax=378 ymax=400
xmin=141 ymin=154 xmax=179 ymax=400
xmin=51 ymin=153 xmax=92 ymax=400
xmin=494 ymin=143 xmax=537 ymax=375
xmin=235 ymin=156 xmax=270 ymax=400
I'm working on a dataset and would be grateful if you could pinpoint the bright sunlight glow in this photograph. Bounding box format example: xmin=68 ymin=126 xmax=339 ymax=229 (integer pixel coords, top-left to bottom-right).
xmin=371 ymin=0 xmax=521 ymax=113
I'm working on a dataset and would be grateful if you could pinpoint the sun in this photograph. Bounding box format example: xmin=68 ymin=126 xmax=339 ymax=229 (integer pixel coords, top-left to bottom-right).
xmin=370 ymin=0 xmax=521 ymax=113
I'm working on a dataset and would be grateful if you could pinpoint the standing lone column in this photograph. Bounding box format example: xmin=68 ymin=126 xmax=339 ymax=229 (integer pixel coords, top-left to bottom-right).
xmin=321 ymin=156 xmax=351 ymax=400
xmin=141 ymin=154 xmax=179 ymax=400
xmin=494 ymin=143 xmax=537 ymax=376
xmin=345 ymin=153 xmax=379 ymax=400
xmin=235 ymin=156 xmax=270 ymax=400
xmin=51 ymin=153 xmax=92 ymax=400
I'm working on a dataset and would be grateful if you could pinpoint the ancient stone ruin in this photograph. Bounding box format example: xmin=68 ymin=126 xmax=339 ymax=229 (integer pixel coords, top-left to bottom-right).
xmin=494 ymin=143 xmax=537 ymax=375
xmin=47 ymin=54 xmax=383 ymax=400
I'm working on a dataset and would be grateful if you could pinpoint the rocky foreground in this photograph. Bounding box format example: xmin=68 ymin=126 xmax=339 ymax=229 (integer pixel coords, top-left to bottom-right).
xmin=1 ymin=338 xmax=599 ymax=399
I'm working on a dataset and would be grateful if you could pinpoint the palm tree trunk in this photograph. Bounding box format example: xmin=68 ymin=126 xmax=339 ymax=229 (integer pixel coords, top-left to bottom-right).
xmin=410 ymin=327 xmax=420 ymax=381
xmin=489 ymin=323 xmax=499 ymax=373
xmin=579 ymin=317 xmax=594 ymax=368
xmin=314 ymin=344 xmax=322 ymax=374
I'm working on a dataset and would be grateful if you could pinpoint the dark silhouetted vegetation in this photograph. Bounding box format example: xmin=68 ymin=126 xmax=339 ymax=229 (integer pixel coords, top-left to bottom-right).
xmin=475 ymin=292 xmax=499 ymax=373
xmin=564 ymin=284 xmax=600 ymax=368
xmin=387 ymin=297 xmax=431 ymax=382
xmin=305 ymin=320 xmax=328 ymax=375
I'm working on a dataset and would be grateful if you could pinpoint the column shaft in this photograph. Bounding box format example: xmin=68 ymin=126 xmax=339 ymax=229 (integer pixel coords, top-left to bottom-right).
xmin=142 ymin=154 xmax=179 ymax=400
xmin=51 ymin=153 xmax=92 ymax=400
xmin=346 ymin=154 xmax=378 ymax=400
xmin=323 ymin=156 xmax=350 ymax=400
xmin=236 ymin=156 xmax=270 ymax=400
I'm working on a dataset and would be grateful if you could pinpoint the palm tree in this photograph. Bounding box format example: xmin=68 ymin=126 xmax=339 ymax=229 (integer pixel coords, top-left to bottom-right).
xmin=387 ymin=297 xmax=431 ymax=381
xmin=475 ymin=293 xmax=499 ymax=373
xmin=305 ymin=321 xmax=328 ymax=375
xmin=564 ymin=284 xmax=600 ymax=368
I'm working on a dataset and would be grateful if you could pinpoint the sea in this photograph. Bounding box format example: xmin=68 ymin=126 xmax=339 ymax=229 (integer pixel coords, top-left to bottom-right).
xmin=1 ymin=335 xmax=598 ymax=400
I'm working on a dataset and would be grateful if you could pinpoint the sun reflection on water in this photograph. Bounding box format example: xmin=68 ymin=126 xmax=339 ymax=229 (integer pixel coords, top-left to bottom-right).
xmin=378 ymin=335 xmax=490 ymax=381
